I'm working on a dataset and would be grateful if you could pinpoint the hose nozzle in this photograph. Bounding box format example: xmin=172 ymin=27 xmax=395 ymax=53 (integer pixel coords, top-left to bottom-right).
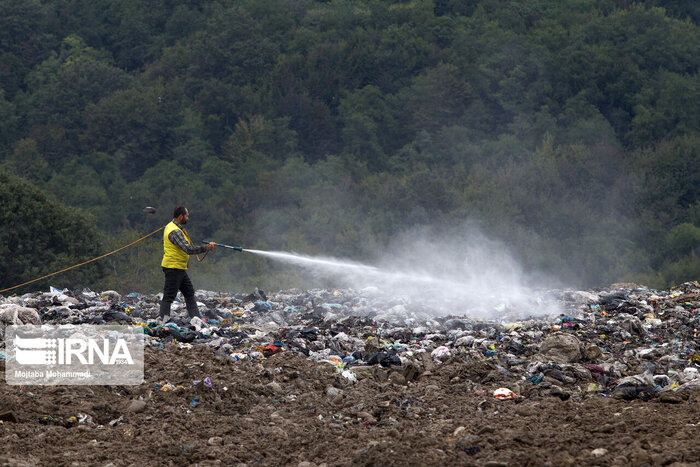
xmin=202 ymin=241 xmax=243 ymax=252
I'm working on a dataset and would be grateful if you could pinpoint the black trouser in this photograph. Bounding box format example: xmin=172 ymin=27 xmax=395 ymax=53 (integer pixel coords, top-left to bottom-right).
xmin=160 ymin=267 xmax=199 ymax=318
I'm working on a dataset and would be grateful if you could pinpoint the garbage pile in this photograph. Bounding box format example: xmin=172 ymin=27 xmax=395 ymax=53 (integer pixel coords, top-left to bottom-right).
xmin=1 ymin=281 xmax=699 ymax=402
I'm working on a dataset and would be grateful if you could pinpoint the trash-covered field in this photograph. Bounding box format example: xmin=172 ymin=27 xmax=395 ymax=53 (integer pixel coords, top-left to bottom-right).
xmin=1 ymin=282 xmax=700 ymax=466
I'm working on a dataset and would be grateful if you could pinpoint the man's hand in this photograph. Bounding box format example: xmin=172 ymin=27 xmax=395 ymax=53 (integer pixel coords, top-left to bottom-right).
xmin=205 ymin=242 xmax=216 ymax=252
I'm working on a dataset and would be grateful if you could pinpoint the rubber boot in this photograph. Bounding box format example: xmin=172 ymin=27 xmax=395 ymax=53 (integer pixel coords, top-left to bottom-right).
xmin=159 ymin=301 xmax=171 ymax=321
xmin=185 ymin=296 xmax=201 ymax=319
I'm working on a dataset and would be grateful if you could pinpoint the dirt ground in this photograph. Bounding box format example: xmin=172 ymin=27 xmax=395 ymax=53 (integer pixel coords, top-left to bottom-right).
xmin=1 ymin=345 xmax=699 ymax=467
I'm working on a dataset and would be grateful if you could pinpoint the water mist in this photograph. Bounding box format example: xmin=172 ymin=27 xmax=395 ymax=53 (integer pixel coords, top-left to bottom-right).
xmin=244 ymin=226 xmax=561 ymax=320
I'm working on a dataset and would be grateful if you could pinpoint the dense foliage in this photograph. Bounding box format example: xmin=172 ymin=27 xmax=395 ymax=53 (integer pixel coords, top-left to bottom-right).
xmin=0 ymin=168 xmax=103 ymax=290
xmin=1 ymin=0 xmax=698 ymax=292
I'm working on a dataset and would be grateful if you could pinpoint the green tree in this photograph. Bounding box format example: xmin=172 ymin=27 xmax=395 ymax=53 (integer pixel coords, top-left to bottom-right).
xmin=628 ymin=72 xmax=700 ymax=147
xmin=3 ymin=138 xmax=51 ymax=183
xmin=24 ymin=35 xmax=132 ymax=133
xmin=631 ymin=134 xmax=700 ymax=226
xmin=99 ymin=228 xmax=163 ymax=294
xmin=0 ymin=0 xmax=53 ymax=69
xmin=81 ymin=86 xmax=175 ymax=180
xmin=0 ymin=89 xmax=18 ymax=148
xmin=338 ymin=85 xmax=401 ymax=168
xmin=401 ymin=63 xmax=473 ymax=134
xmin=0 ymin=168 xmax=103 ymax=292
xmin=665 ymin=223 xmax=700 ymax=260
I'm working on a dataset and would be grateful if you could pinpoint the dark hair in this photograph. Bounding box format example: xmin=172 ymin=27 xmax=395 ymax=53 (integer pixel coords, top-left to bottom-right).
xmin=173 ymin=206 xmax=187 ymax=218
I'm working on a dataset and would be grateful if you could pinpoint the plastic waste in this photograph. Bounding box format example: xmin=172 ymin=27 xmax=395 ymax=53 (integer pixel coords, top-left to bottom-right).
xmin=493 ymin=388 xmax=517 ymax=400
xmin=2 ymin=281 xmax=699 ymax=406
xmin=431 ymin=346 xmax=451 ymax=361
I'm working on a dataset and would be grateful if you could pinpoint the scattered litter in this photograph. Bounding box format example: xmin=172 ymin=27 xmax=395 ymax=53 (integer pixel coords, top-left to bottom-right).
xmin=493 ymin=388 xmax=517 ymax=400
xmin=1 ymin=281 xmax=699 ymax=403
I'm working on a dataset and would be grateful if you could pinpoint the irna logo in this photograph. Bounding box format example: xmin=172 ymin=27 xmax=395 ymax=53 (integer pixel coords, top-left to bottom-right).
xmin=14 ymin=334 xmax=134 ymax=365
xmin=6 ymin=325 xmax=144 ymax=386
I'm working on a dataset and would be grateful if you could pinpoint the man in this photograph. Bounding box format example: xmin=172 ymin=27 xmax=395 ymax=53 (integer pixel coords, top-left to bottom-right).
xmin=159 ymin=206 xmax=216 ymax=322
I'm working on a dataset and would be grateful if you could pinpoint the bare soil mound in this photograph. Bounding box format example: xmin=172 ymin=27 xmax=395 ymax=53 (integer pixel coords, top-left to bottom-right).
xmin=1 ymin=346 xmax=699 ymax=466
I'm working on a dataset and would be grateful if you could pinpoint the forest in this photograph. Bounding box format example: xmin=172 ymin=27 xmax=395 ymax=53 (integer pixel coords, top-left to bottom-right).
xmin=1 ymin=0 xmax=699 ymax=293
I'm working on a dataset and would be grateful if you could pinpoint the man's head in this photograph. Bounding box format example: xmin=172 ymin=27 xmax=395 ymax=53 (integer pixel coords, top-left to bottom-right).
xmin=173 ymin=206 xmax=189 ymax=224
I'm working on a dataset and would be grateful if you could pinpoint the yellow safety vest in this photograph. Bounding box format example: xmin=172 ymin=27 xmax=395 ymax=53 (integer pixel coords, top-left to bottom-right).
xmin=161 ymin=221 xmax=193 ymax=269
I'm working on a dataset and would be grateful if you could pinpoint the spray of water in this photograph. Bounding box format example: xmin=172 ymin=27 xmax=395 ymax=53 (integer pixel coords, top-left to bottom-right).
xmin=244 ymin=250 xmax=381 ymax=275
xmin=243 ymin=226 xmax=561 ymax=320
xmin=246 ymin=249 xmax=472 ymax=290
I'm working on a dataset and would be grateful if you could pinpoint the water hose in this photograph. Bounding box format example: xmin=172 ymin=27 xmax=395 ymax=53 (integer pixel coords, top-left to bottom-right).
xmin=0 ymin=226 xmax=166 ymax=295
xmin=201 ymin=241 xmax=243 ymax=252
